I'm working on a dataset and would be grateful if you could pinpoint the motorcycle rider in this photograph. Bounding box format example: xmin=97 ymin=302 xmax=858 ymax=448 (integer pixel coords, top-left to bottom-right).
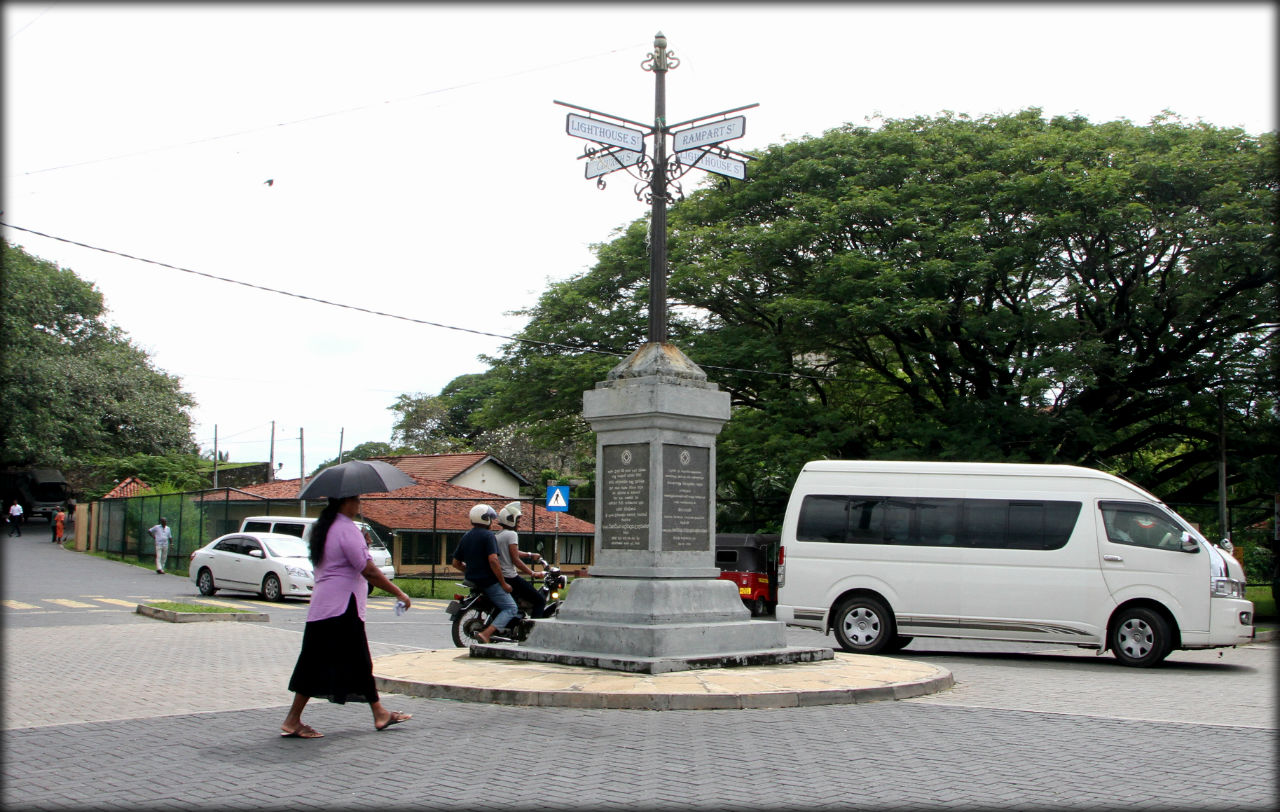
xmin=449 ymin=504 xmax=518 ymax=644
xmin=495 ymin=502 xmax=547 ymax=619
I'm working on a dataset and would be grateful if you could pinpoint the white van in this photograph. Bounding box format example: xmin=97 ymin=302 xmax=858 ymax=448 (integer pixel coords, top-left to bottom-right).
xmin=775 ymin=461 xmax=1253 ymax=667
xmin=238 ymin=515 xmax=395 ymax=591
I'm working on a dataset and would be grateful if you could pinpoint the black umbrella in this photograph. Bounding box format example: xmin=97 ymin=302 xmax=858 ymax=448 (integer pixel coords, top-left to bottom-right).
xmin=297 ymin=460 xmax=417 ymax=500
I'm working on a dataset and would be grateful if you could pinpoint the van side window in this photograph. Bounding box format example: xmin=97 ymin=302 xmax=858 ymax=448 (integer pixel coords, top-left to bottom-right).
xmin=243 ymin=521 xmax=271 ymax=533
xmin=1100 ymin=502 xmax=1184 ymax=550
xmin=799 ymin=495 xmax=1080 ymax=550
xmin=797 ymin=495 xmax=852 ymax=542
xmin=273 ymin=523 xmax=306 ymax=538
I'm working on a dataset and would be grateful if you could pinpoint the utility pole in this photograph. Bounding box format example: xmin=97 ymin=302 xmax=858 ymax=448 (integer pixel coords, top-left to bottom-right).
xmin=338 ymin=427 xmax=345 ymax=465
xmin=268 ymin=420 xmax=276 ymax=482
xmin=212 ymin=424 xmax=219 ymax=489
xmin=299 ymin=428 xmax=306 ymax=517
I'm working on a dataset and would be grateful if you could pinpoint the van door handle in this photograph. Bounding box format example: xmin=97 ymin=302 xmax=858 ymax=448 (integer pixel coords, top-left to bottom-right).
xmin=1103 ymin=554 xmax=1123 ymax=562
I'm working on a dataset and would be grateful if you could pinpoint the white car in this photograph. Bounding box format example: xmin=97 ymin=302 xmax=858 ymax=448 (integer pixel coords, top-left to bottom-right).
xmin=238 ymin=515 xmax=395 ymax=593
xmin=189 ymin=532 xmax=314 ymax=602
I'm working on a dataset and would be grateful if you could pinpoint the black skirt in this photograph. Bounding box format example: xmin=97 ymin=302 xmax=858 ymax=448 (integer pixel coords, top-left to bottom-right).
xmin=287 ymin=594 xmax=379 ymax=705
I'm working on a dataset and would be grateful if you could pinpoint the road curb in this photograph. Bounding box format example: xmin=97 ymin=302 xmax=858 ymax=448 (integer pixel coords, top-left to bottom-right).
xmin=134 ymin=604 xmax=269 ymax=623
xmin=374 ymin=649 xmax=954 ymax=710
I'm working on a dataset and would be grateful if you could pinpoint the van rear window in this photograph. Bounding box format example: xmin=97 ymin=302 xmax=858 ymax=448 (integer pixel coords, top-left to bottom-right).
xmin=798 ymin=495 xmax=1081 ymax=550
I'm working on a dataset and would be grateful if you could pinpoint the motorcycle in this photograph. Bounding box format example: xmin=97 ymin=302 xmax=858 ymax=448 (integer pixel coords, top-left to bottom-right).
xmin=447 ymin=564 xmax=567 ymax=647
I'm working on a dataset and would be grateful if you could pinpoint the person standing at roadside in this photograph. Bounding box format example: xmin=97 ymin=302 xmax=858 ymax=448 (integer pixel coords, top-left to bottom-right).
xmin=51 ymin=506 xmax=66 ymax=544
xmin=148 ymin=517 xmax=171 ymax=574
xmin=280 ymin=494 xmax=413 ymax=739
xmin=8 ymin=500 xmax=24 ymax=537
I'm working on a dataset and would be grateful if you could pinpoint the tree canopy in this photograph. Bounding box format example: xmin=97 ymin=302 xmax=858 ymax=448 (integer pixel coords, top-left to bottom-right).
xmin=0 ymin=240 xmax=197 ymax=469
xmin=472 ymin=110 xmax=1277 ymax=533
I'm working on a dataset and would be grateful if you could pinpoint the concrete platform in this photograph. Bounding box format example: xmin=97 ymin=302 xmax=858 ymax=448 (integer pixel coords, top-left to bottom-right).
xmin=373 ymin=648 xmax=954 ymax=710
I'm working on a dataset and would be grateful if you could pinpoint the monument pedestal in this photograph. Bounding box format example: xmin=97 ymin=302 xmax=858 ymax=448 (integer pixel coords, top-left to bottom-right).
xmin=479 ymin=343 xmax=831 ymax=673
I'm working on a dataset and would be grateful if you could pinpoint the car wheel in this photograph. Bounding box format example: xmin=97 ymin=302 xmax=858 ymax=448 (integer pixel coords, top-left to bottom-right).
xmin=831 ymin=595 xmax=895 ymax=654
xmin=451 ymin=607 xmax=487 ymax=648
xmin=1111 ymin=607 xmax=1171 ymax=667
xmin=262 ymin=573 xmax=283 ymax=603
xmin=196 ymin=568 xmax=217 ymax=596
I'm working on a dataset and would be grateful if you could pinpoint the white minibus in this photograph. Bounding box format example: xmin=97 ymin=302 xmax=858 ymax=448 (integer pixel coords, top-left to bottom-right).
xmin=775 ymin=461 xmax=1254 ymax=666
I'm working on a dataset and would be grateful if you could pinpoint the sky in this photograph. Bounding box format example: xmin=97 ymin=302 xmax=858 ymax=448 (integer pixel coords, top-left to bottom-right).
xmin=3 ymin=2 xmax=1275 ymax=480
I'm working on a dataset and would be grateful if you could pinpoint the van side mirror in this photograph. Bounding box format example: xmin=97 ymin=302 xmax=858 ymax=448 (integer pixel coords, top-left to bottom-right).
xmin=1179 ymin=532 xmax=1199 ymax=553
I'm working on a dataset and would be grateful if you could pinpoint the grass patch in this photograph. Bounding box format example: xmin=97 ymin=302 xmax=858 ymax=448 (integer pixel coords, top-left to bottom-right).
xmin=145 ymin=600 xmax=242 ymax=614
xmin=86 ymin=549 xmax=189 ymax=577
xmin=1246 ymin=585 xmax=1275 ymax=622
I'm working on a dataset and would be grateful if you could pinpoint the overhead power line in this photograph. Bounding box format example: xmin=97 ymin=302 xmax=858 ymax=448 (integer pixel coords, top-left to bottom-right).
xmin=12 ymin=42 xmax=646 ymax=178
xmin=0 ymin=221 xmax=835 ymax=383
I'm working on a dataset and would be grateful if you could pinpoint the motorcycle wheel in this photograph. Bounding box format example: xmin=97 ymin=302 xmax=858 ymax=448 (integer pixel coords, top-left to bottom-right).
xmin=451 ymin=606 xmax=489 ymax=648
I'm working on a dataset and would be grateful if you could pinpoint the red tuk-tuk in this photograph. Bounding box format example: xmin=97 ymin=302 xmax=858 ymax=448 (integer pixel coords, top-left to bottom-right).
xmin=715 ymin=533 xmax=779 ymax=617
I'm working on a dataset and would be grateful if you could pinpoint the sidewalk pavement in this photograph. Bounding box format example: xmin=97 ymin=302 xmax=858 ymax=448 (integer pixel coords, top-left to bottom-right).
xmin=374 ymin=648 xmax=954 ymax=709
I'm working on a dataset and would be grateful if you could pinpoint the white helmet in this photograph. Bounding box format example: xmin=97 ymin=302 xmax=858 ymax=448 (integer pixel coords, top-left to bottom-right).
xmin=468 ymin=504 xmax=497 ymax=526
xmin=497 ymin=501 xmax=522 ymax=528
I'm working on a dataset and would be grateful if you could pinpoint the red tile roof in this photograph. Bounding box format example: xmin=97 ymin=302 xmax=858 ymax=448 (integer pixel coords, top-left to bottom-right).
xmin=102 ymin=476 xmax=151 ymax=499
xmin=370 ymin=453 xmax=530 ymax=485
xmin=225 ymin=477 xmax=593 ymax=535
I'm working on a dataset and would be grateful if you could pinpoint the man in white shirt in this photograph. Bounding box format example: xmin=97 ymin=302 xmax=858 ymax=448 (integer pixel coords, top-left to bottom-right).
xmin=494 ymin=502 xmax=547 ymax=618
xmin=7 ymin=500 xmax=23 ymax=537
xmin=148 ymin=518 xmax=172 ymax=574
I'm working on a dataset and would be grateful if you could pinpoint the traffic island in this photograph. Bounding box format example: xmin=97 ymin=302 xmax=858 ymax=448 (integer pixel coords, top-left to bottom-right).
xmin=374 ymin=649 xmax=953 ymax=710
xmin=135 ymin=603 xmax=268 ymax=623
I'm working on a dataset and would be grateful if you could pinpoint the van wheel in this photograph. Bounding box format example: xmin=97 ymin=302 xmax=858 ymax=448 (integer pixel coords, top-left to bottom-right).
xmin=1111 ymin=607 xmax=1171 ymax=667
xmin=832 ymin=596 xmax=895 ymax=654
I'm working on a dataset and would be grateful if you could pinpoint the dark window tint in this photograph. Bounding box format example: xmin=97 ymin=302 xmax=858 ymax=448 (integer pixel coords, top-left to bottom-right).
xmin=243 ymin=521 xmax=271 ymax=533
xmin=273 ymin=523 xmax=307 ymax=538
xmin=214 ymin=538 xmax=242 ymax=554
xmin=798 ymin=495 xmax=1080 ymax=551
xmin=715 ymin=549 xmax=739 ymax=565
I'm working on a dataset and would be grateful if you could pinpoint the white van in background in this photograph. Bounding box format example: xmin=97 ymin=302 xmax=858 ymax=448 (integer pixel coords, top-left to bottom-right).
xmin=775 ymin=461 xmax=1253 ymax=667
xmin=238 ymin=515 xmax=395 ymax=592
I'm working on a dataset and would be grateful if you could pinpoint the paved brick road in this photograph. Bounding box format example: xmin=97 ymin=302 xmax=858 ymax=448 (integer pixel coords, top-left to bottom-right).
xmin=3 ymin=533 xmax=1276 ymax=810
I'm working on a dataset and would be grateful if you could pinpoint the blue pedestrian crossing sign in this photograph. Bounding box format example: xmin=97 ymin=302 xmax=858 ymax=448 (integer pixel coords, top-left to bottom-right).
xmin=546 ymin=485 xmax=570 ymax=512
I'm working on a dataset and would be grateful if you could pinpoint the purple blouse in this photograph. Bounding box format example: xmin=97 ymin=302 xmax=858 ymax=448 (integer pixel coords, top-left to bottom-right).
xmin=306 ymin=513 xmax=372 ymax=622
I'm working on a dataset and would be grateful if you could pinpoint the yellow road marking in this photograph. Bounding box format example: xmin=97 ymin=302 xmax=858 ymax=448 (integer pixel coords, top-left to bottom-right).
xmin=94 ymin=598 xmax=140 ymax=608
xmin=186 ymin=597 xmax=276 ymax=610
xmin=46 ymin=598 xmax=98 ymax=608
xmin=2 ymin=599 xmax=39 ymax=610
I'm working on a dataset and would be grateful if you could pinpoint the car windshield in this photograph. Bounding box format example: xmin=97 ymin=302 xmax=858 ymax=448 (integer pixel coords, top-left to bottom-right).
xmin=359 ymin=523 xmax=388 ymax=550
xmin=263 ymin=537 xmax=311 ymax=559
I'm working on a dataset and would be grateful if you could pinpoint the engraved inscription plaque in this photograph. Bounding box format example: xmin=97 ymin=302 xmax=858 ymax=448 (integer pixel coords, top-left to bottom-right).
xmin=601 ymin=443 xmax=650 ymax=550
xmin=661 ymin=444 xmax=709 ymax=551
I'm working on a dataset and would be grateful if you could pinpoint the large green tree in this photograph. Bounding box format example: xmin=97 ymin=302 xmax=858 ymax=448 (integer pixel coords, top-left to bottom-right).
xmin=0 ymin=240 xmax=197 ymax=468
xmin=479 ymin=111 xmax=1277 ymax=533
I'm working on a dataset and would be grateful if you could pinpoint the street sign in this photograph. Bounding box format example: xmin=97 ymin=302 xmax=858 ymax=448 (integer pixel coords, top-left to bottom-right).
xmin=546 ymin=485 xmax=570 ymax=512
xmin=670 ymin=115 xmax=746 ymax=151
xmin=566 ymin=114 xmax=646 ymax=154
xmin=585 ymin=148 xmax=644 ymax=179
xmin=675 ymin=149 xmax=747 ymax=180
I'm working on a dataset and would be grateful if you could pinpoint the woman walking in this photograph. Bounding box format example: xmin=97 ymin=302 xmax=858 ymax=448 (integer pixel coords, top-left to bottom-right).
xmin=280 ymin=494 xmax=413 ymax=739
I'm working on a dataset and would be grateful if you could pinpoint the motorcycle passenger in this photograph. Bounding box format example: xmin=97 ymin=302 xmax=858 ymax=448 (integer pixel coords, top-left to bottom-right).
xmin=449 ymin=504 xmax=518 ymax=644
xmin=495 ymin=502 xmax=547 ymax=619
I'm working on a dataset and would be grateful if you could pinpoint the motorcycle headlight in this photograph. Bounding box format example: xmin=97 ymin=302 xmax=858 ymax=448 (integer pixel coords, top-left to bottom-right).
xmin=550 ymin=591 xmax=560 ymax=600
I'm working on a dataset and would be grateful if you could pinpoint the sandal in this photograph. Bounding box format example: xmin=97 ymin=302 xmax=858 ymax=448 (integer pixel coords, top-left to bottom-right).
xmin=280 ymin=723 xmax=323 ymax=739
xmin=375 ymin=711 xmax=412 ymax=731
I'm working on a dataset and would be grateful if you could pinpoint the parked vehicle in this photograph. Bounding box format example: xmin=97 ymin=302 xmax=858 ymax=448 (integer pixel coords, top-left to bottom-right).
xmin=715 ymin=533 xmax=779 ymax=616
xmin=238 ymin=515 xmax=395 ymax=593
xmin=447 ymin=565 xmax=568 ymax=647
xmin=0 ymin=468 xmax=69 ymax=521
xmin=775 ymin=460 xmax=1254 ymax=667
xmin=189 ymin=532 xmax=314 ymax=601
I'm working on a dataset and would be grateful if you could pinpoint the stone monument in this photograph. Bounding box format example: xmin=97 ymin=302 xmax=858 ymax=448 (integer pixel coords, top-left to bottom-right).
xmin=474 ymin=34 xmax=831 ymax=673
